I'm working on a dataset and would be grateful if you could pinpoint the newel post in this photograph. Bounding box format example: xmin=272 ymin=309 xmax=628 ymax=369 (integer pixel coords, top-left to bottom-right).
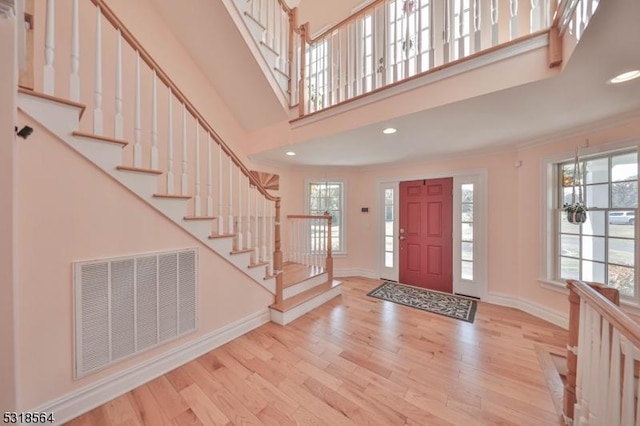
xmin=564 ymin=282 xmax=580 ymax=422
xmin=274 ymin=198 xmax=284 ymax=304
xmin=325 ymin=212 xmax=333 ymax=282
xmin=298 ymin=23 xmax=308 ymax=117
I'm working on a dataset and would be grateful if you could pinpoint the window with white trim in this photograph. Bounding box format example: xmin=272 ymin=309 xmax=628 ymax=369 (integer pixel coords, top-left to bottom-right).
xmin=556 ymin=150 xmax=638 ymax=297
xmin=461 ymin=183 xmax=474 ymax=280
xmin=307 ymin=181 xmax=346 ymax=254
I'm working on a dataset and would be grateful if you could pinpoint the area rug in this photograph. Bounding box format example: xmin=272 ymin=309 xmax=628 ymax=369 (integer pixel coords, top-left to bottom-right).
xmin=367 ymin=281 xmax=477 ymax=323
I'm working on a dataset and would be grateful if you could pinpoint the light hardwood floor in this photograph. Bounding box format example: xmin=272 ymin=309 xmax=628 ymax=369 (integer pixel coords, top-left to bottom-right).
xmin=67 ymin=277 xmax=567 ymax=425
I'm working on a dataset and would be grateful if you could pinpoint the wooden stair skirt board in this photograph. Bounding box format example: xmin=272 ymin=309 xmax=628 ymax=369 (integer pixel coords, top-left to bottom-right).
xmin=269 ymin=280 xmax=342 ymax=325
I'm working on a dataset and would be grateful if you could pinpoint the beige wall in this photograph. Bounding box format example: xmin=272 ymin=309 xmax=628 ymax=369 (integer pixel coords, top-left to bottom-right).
xmin=0 ymin=16 xmax=18 ymax=413
xmin=15 ymin=113 xmax=273 ymax=410
xmin=287 ymin=119 xmax=640 ymax=317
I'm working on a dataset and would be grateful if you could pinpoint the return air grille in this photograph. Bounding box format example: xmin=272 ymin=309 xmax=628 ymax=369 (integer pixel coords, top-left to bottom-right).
xmin=74 ymin=248 xmax=198 ymax=378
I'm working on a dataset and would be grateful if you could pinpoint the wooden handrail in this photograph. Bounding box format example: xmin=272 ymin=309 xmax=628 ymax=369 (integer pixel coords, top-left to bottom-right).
xmin=287 ymin=214 xmax=331 ymax=220
xmin=91 ymin=0 xmax=277 ymax=202
xmin=567 ymin=280 xmax=640 ymax=348
xmin=275 ymin=0 xmax=293 ymax=14
xmin=301 ymin=0 xmax=386 ymax=44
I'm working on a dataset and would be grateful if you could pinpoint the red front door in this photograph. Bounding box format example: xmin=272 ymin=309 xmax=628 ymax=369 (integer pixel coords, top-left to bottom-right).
xmin=399 ymin=178 xmax=453 ymax=293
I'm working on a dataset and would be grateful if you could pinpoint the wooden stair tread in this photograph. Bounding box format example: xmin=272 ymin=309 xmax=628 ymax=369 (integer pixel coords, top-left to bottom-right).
xmin=19 ymin=88 xmax=87 ymax=118
xmin=230 ymin=248 xmax=253 ymax=255
xmin=282 ymin=262 xmax=326 ymax=288
xmin=153 ymin=193 xmax=192 ymax=199
xmin=248 ymin=261 xmax=269 ymax=269
xmin=270 ymin=280 xmax=341 ymax=313
xmin=73 ymin=131 xmax=128 ymax=147
xmin=116 ymin=165 xmax=163 ymax=175
xmin=183 ymin=216 xmax=216 ymax=221
xmin=208 ymin=233 xmax=236 ymax=239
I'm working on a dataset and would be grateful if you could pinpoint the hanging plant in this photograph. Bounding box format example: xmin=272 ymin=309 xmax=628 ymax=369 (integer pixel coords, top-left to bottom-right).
xmin=564 ymin=146 xmax=588 ymax=224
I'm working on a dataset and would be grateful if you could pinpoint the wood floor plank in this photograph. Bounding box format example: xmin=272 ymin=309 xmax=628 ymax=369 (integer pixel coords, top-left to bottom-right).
xmin=67 ymin=277 xmax=568 ymax=426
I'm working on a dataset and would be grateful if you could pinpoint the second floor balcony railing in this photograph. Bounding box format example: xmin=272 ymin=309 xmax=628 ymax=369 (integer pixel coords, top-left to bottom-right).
xmin=241 ymin=0 xmax=599 ymax=116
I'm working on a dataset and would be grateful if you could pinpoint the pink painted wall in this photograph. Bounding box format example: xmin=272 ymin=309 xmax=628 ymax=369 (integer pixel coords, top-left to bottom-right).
xmin=15 ymin=112 xmax=273 ymax=410
xmin=0 ymin=16 xmax=17 ymax=413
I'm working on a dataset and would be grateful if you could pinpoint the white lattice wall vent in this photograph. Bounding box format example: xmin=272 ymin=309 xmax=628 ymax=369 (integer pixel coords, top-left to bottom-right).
xmin=73 ymin=248 xmax=198 ymax=378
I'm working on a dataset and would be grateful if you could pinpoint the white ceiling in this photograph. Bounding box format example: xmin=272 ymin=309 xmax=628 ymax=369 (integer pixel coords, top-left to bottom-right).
xmin=150 ymin=0 xmax=640 ymax=168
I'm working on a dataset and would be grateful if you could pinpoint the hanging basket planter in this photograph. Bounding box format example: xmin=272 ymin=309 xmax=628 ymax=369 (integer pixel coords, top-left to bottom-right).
xmin=563 ymin=145 xmax=588 ymax=225
xmin=567 ymin=209 xmax=587 ymax=224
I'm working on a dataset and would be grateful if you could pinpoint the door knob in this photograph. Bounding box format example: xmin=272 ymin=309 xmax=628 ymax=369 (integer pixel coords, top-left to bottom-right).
xmin=399 ymin=235 xmax=406 ymax=240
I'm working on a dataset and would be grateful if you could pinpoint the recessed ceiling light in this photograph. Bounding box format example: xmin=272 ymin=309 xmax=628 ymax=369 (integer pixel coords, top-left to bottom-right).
xmin=285 ymin=151 xmax=296 ymax=156
xmin=609 ymin=70 xmax=640 ymax=84
xmin=383 ymin=127 xmax=397 ymax=134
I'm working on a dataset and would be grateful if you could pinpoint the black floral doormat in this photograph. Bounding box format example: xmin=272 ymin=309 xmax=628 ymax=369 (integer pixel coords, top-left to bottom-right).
xmin=367 ymin=281 xmax=477 ymax=323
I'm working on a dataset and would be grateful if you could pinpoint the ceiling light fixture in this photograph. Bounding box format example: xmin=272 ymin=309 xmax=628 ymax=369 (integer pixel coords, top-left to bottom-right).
xmin=609 ymin=70 xmax=640 ymax=84
xmin=285 ymin=151 xmax=296 ymax=156
xmin=382 ymin=127 xmax=397 ymax=134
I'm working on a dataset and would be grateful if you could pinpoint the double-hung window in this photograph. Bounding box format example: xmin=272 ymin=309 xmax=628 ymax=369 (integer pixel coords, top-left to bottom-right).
xmin=307 ymin=181 xmax=346 ymax=254
xmin=556 ymin=150 xmax=638 ymax=297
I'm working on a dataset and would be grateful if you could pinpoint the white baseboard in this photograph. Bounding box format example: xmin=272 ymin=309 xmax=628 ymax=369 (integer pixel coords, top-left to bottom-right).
xmin=484 ymin=292 xmax=569 ymax=329
xmin=30 ymin=309 xmax=270 ymax=424
xmin=334 ymin=268 xmax=378 ymax=279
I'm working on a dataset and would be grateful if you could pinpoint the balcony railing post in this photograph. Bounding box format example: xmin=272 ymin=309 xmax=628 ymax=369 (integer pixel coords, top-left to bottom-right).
xmin=298 ymin=23 xmax=308 ymax=117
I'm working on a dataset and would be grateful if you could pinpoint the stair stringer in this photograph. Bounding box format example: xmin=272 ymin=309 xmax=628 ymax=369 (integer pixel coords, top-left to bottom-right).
xmin=17 ymin=91 xmax=276 ymax=295
xmin=221 ymin=0 xmax=290 ymax=109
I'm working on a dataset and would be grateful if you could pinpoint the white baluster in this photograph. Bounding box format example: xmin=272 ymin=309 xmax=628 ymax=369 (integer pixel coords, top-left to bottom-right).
xmin=247 ymin=183 xmax=252 ymax=260
xmin=443 ymin=0 xmax=450 ymax=63
xmin=228 ymin=155 xmax=234 ymax=237
xmin=608 ymin=330 xmax=621 ymax=426
xmin=167 ymin=92 xmax=174 ymax=194
xmin=133 ymin=53 xmax=142 ymax=166
xmin=598 ymin=319 xmax=610 ymax=423
xmin=237 ymin=167 xmax=243 ymax=250
xmin=530 ymin=0 xmax=541 ymax=32
xmin=194 ymin=125 xmax=201 ymax=216
xmin=509 ymin=0 xmax=518 ymax=40
xmin=151 ymin=71 xmax=158 ymax=170
xmin=254 ymin=190 xmax=260 ymax=263
xmin=44 ymin=0 xmax=55 ymax=95
xmin=473 ymin=0 xmax=481 ymax=52
xmin=207 ymin=134 xmax=213 ymax=217
xmin=587 ymin=311 xmax=601 ymax=424
xmin=491 ymin=0 xmax=499 ymax=46
xmin=218 ymin=144 xmax=224 ymax=235
xmin=181 ymin=105 xmax=188 ymax=195
xmin=69 ymin=0 xmax=80 ymax=101
xmin=269 ymin=201 xmax=274 ymax=274
xmin=114 ymin=31 xmax=123 ymax=139
xmin=93 ymin=7 xmax=103 ymax=135
xmin=621 ymin=339 xmax=635 ymax=425
xmin=262 ymin=197 xmax=268 ymax=271
xmin=457 ymin=0 xmax=464 ymax=58
xmin=574 ymin=299 xmax=588 ymax=422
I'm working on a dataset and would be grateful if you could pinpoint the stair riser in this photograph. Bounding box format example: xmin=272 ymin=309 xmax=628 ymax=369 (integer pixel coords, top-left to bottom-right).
xmin=114 ymin=171 xmax=158 ymax=197
xmin=18 ymin=94 xmax=80 ymax=136
xmin=284 ymin=272 xmax=329 ymax=299
xmin=270 ymin=285 xmax=342 ymax=325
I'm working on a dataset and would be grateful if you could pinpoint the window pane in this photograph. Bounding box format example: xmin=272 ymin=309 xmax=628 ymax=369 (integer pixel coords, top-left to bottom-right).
xmin=582 ymin=210 xmax=605 ymax=236
xmin=611 ymin=182 xmax=638 ymax=208
xmin=582 ymin=260 xmax=605 ymax=283
xmin=385 ymin=220 xmax=394 ymax=236
xmin=560 ymin=212 xmax=581 ymax=234
xmin=560 ymin=257 xmax=580 ymax=280
xmin=462 ymin=203 xmax=473 ymax=222
xmin=461 ymin=184 xmax=473 ymax=202
xmin=612 ymin=152 xmax=637 ymax=182
xmin=585 ymin=184 xmax=609 ymax=208
xmin=385 ymin=188 xmax=394 ymax=204
xmin=560 ymin=235 xmax=580 ymax=258
xmin=462 ymin=242 xmax=473 ymax=261
xmin=385 ymin=205 xmax=394 ymax=221
xmin=461 ymin=261 xmax=473 ymax=280
xmin=385 ymin=252 xmax=393 ymax=268
xmin=462 ymin=223 xmax=473 ymax=241
xmin=609 ymin=214 xmax=635 ymax=238
xmin=385 ymin=236 xmax=394 ymax=252
xmin=562 ymin=164 xmax=576 ymax=187
xmin=581 ymin=236 xmax=605 ymax=262
xmin=585 ymin=157 xmax=608 ymax=184
xmin=608 ymin=238 xmax=634 ymax=267
xmin=608 ymin=265 xmax=634 ymax=297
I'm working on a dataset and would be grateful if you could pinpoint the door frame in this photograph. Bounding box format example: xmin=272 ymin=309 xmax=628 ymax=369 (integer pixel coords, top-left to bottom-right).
xmin=377 ymin=169 xmax=488 ymax=299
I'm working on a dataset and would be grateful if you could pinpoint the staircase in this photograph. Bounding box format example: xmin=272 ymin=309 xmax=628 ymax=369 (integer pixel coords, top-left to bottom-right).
xmin=19 ymin=0 xmax=341 ymax=326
